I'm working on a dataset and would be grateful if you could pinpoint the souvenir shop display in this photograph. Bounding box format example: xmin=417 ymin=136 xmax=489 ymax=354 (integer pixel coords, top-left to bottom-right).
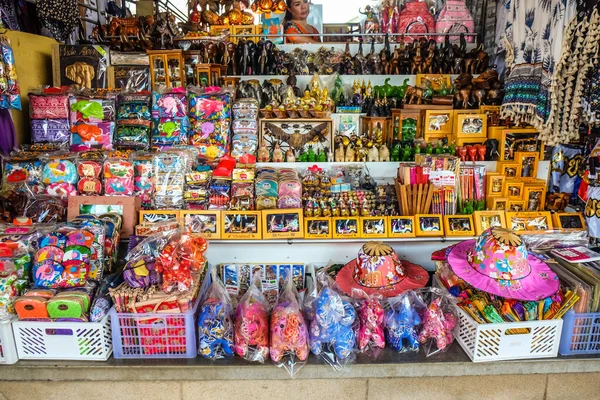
xmin=188 ymin=88 xmax=233 ymax=158
xmin=69 ymin=93 xmax=115 ymax=152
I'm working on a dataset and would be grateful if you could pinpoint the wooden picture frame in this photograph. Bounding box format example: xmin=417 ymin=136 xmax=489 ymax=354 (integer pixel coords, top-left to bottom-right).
xmin=415 ymin=214 xmax=444 ymax=237
xmin=361 ymin=216 xmax=388 ymax=238
xmin=444 ymin=215 xmax=475 ymax=237
xmin=332 ymin=217 xmax=360 ymax=239
xmin=259 ymin=118 xmax=333 ymax=161
xmin=473 ymin=211 xmax=507 ymax=235
xmin=397 ymin=110 xmax=422 ymax=141
xmin=181 ymin=210 xmax=221 ymax=239
xmin=497 ymin=161 xmax=520 ymax=178
xmin=505 ymin=212 xmax=553 ymax=234
xmin=504 ymin=181 xmax=525 ymax=199
xmin=487 ymin=197 xmax=508 ymax=211
xmin=305 ymin=217 xmax=332 ymax=239
xmin=262 ymin=209 xmax=304 ymax=239
xmin=423 ymin=110 xmax=453 ymax=135
xmin=222 ymin=211 xmax=262 ymax=240
xmin=507 ymin=200 xmax=527 ymax=212
xmin=139 ymin=210 xmax=180 ymax=224
xmin=231 ymin=25 xmax=255 ymax=44
xmin=415 ymin=74 xmax=452 ymax=91
xmin=209 ymin=25 xmax=230 ymax=36
xmin=135 ymin=221 xmax=180 ymax=236
xmin=552 ymin=213 xmax=586 ymax=231
xmin=500 ymin=129 xmax=544 ymax=161
xmin=486 ymin=175 xmax=505 ymax=197
xmin=454 ymin=113 xmax=487 ymax=140
xmin=387 ymin=216 xmax=416 ymax=238
xmin=523 ymin=186 xmax=547 ymax=211
xmin=515 ymin=151 xmax=539 ymax=181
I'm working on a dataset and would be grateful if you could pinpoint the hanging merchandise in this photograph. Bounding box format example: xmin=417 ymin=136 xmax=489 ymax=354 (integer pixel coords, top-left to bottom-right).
xmin=585 ymin=184 xmax=600 ymax=245
xmin=0 ymin=35 xmax=20 ymax=110
xmin=497 ymin=0 xmax=576 ymax=133
xmin=550 ymin=144 xmax=585 ymax=200
xmin=396 ymin=1 xmax=435 ymax=42
xmin=435 ymin=0 xmax=475 ymax=43
xmin=36 ymin=0 xmax=79 ymax=43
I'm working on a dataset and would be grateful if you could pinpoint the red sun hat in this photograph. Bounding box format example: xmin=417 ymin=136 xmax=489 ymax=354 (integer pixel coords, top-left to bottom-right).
xmin=336 ymin=241 xmax=428 ymax=298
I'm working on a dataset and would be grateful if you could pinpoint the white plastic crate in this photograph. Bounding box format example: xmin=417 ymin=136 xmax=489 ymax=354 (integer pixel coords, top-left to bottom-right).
xmin=0 ymin=317 xmax=18 ymax=364
xmin=433 ymin=276 xmax=563 ymax=362
xmin=12 ymin=313 xmax=112 ymax=361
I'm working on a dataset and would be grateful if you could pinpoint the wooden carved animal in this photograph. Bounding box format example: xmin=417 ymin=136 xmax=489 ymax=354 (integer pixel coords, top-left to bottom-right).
xmin=285 ymin=148 xmax=295 ymax=162
xmin=345 ymin=145 xmax=355 ymax=162
xmin=389 ymin=47 xmax=400 ymax=75
xmin=204 ymin=42 xmax=218 ymax=64
xmin=454 ymin=73 xmax=473 ymax=90
xmin=367 ymin=146 xmax=379 ymax=162
xmin=399 ymin=42 xmax=411 ymax=74
xmin=404 ymin=86 xmax=425 ymax=104
xmin=335 ymin=145 xmax=345 ymax=162
xmin=475 ymin=44 xmax=490 ymax=74
xmin=381 ymin=52 xmax=390 ymax=76
xmin=455 ymin=88 xmax=472 ymax=109
xmin=473 ymin=70 xmax=499 ymax=90
xmin=379 ymin=144 xmax=390 ymax=162
xmin=423 ymin=46 xmax=435 ymax=74
xmin=472 ymin=89 xmax=487 ymax=107
xmin=411 ymin=46 xmax=423 ymax=74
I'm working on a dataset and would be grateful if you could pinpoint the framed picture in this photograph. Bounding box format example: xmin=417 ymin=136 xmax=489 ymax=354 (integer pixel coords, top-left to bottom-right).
xmin=423 ymin=110 xmax=453 ymax=135
xmin=504 ymin=181 xmax=524 ymax=199
xmin=135 ymin=221 xmax=180 ymax=236
xmin=305 ymin=217 xmax=332 ymax=239
xmin=259 ymin=118 xmax=333 ymax=160
xmin=473 ymin=211 xmax=507 ymax=235
xmin=480 ymin=106 xmax=502 ymax=127
xmin=139 ymin=210 xmax=180 ymax=224
xmin=505 ymin=212 xmax=553 ymax=234
xmin=552 ymin=213 xmax=586 ymax=231
xmin=524 ymin=186 xmax=547 ymax=211
xmin=486 ymin=175 xmax=505 ymax=197
xmin=361 ymin=217 xmax=388 ymax=238
xmin=444 ymin=215 xmax=475 ymax=236
xmin=262 ymin=209 xmax=304 ymax=239
xmin=515 ymin=151 xmax=539 ymax=181
xmin=497 ymin=162 xmax=520 ymax=178
xmin=500 ymin=129 xmax=544 ymax=161
xmin=454 ymin=113 xmax=487 ymax=139
xmin=231 ymin=25 xmax=255 ymax=44
xmin=209 ymin=25 xmax=230 ymax=36
xmin=487 ymin=197 xmax=508 ymax=211
xmin=415 ymin=214 xmax=444 ymax=236
xmin=332 ymin=217 xmax=360 ymax=239
xmin=415 ymin=74 xmax=451 ymax=91
xmin=387 ymin=216 xmax=416 ymax=238
xmin=181 ymin=210 xmax=221 ymax=239
xmin=333 ymin=113 xmax=361 ymax=138
xmin=507 ymin=200 xmax=527 ymax=212
xmin=397 ymin=110 xmax=422 ymax=141
xmin=222 ymin=211 xmax=262 ymax=240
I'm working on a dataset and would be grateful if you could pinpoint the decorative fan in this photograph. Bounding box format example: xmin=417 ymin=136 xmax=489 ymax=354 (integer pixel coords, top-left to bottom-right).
xmin=362 ymin=242 xmax=394 ymax=257
xmin=490 ymin=227 xmax=522 ymax=247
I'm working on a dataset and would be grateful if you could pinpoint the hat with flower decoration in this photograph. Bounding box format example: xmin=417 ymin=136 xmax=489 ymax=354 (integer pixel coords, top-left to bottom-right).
xmin=336 ymin=241 xmax=428 ymax=298
xmin=447 ymin=227 xmax=560 ymax=301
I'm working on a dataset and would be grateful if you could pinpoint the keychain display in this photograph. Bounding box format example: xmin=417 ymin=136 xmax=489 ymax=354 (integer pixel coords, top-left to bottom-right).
xmin=234 ymin=271 xmax=270 ymax=362
xmin=197 ymin=266 xmax=234 ymax=359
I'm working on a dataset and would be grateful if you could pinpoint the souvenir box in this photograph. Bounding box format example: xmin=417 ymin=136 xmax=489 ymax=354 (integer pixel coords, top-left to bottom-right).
xmin=222 ymin=211 xmax=262 ymax=240
xmin=473 ymin=211 xmax=506 ymax=235
xmin=552 ymin=213 xmax=586 ymax=231
xmin=500 ymin=129 xmax=544 ymax=161
xmin=523 ymin=185 xmax=546 ymax=211
xmin=388 ymin=216 xmax=416 ymax=238
xmin=415 ymin=214 xmax=444 ymax=237
xmin=505 ymin=211 xmax=553 ymax=234
xmin=507 ymin=200 xmax=526 ymax=212
xmin=486 ymin=197 xmax=508 ymax=211
xmin=497 ymin=161 xmax=519 ymax=178
xmin=504 ymin=181 xmax=524 ymax=199
xmin=181 ymin=210 xmax=222 ymax=239
xmin=305 ymin=217 xmax=332 ymax=239
xmin=262 ymin=209 xmax=304 ymax=239
xmin=444 ymin=215 xmax=475 ymax=237
xmin=108 ymin=65 xmax=150 ymax=92
xmin=360 ymin=216 xmax=388 ymax=238
xmin=423 ymin=110 xmax=453 ymax=136
xmin=68 ymin=196 xmax=141 ymax=238
xmin=486 ymin=174 xmax=505 ymax=197
xmin=332 ymin=217 xmax=360 ymax=239
xmin=53 ymin=45 xmax=110 ymax=89
xmin=139 ymin=210 xmax=181 ymax=224
xmin=515 ymin=151 xmax=539 ymax=181
xmin=454 ymin=113 xmax=487 ymax=140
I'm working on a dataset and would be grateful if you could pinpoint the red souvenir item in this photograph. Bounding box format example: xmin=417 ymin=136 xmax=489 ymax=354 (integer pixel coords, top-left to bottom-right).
xmin=435 ymin=0 xmax=475 ymax=43
xmin=397 ymin=1 xmax=435 ymax=42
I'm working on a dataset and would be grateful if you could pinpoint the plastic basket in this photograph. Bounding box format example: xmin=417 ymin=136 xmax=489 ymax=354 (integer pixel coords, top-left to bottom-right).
xmin=110 ymin=296 xmax=200 ymax=359
xmin=12 ymin=313 xmax=112 ymax=361
xmin=433 ymin=276 xmax=563 ymax=362
xmin=559 ymin=310 xmax=600 ymax=355
xmin=0 ymin=317 xmax=18 ymax=364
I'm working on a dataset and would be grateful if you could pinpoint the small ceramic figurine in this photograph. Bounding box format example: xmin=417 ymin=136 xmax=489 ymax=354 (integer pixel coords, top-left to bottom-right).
xmin=379 ymin=144 xmax=390 ymax=162
xmin=258 ymin=141 xmax=270 ymax=162
xmin=285 ymin=148 xmax=296 ymax=162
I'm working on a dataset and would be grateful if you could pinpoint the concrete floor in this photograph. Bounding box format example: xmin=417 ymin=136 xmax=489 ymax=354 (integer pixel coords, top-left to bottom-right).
xmin=0 ymin=373 xmax=598 ymax=400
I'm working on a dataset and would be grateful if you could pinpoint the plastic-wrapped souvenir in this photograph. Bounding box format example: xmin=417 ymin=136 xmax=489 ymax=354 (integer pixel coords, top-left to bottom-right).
xmin=77 ymin=159 xmax=103 ymax=196
xmin=384 ymin=291 xmax=424 ymax=353
xmin=153 ymin=151 xmax=188 ymax=209
xmin=103 ymin=158 xmax=134 ymax=196
xmin=0 ymin=36 xmax=20 ymax=110
xmin=152 ymin=89 xmax=188 ymax=118
xmin=550 ymin=144 xmax=584 ymax=199
xmin=188 ymin=90 xmax=232 ymax=158
xmin=305 ymin=269 xmax=357 ymax=369
xmin=115 ymin=92 xmax=152 ymax=150
xmin=42 ymin=157 xmax=78 ymax=199
xmin=234 ymin=271 xmax=270 ymax=362
xmin=197 ymin=266 xmax=234 ymax=359
xmin=3 ymin=156 xmax=44 ymax=192
xmin=417 ymin=288 xmax=458 ymax=356
xmin=132 ymin=152 xmax=155 ymax=209
xmin=155 ymin=232 xmax=207 ymax=293
xmin=70 ymin=121 xmax=114 ymax=152
xmin=354 ymin=290 xmax=385 ymax=352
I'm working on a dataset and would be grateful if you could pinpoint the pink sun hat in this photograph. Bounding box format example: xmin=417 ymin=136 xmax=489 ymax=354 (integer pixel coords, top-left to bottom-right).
xmin=336 ymin=242 xmax=428 ymax=298
xmin=447 ymin=227 xmax=560 ymax=301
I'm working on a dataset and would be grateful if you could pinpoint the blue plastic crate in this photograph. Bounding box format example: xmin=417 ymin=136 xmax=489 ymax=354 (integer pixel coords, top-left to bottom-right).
xmin=559 ymin=310 xmax=600 ymax=355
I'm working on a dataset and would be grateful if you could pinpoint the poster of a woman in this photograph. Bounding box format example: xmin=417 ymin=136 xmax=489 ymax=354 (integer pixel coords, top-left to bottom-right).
xmin=283 ymin=0 xmax=321 ymax=43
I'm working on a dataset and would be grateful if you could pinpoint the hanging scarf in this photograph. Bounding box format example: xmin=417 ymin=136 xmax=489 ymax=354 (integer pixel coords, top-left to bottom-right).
xmin=498 ymin=0 xmax=576 ymax=130
xmin=36 ymin=0 xmax=78 ymax=43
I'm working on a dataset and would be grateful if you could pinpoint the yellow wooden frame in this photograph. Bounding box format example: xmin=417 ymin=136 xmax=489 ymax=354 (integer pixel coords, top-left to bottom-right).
xmin=552 ymin=213 xmax=586 ymax=231
xmin=504 ymin=181 xmax=525 ymax=199
xmin=515 ymin=151 xmax=539 ymax=181
xmin=487 ymin=197 xmax=508 ymax=211
xmin=180 ymin=210 xmax=221 ymax=239
xmin=423 ymin=110 xmax=454 ymax=135
xmin=360 ymin=216 xmax=388 ymax=238
xmin=139 ymin=210 xmax=181 ymax=224
xmin=523 ymin=186 xmax=547 ymax=211
xmin=304 ymin=217 xmax=332 ymax=239
xmin=507 ymin=200 xmax=527 ymax=212
xmin=497 ymin=161 xmax=520 ymax=178
xmin=332 ymin=217 xmax=360 ymax=239
xmin=500 ymin=128 xmax=543 ymax=161
xmin=222 ymin=211 xmax=262 ymax=240
xmin=387 ymin=216 xmax=416 ymax=238
xmin=415 ymin=214 xmax=444 ymax=237
xmin=473 ymin=211 xmax=507 ymax=235
xmin=262 ymin=209 xmax=304 ymax=239
xmin=454 ymin=113 xmax=488 ymax=140
xmin=505 ymin=212 xmax=553 ymax=234
xmin=486 ymin=175 xmax=505 ymax=197
xmin=444 ymin=215 xmax=475 ymax=237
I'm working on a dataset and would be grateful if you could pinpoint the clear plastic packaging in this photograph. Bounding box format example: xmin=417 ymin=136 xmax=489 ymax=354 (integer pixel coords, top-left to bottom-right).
xmin=197 ymin=265 xmax=234 ymax=359
xmin=103 ymin=158 xmax=134 ymax=196
xmin=353 ymin=289 xmax=385 ymax=353
xmin=521 ymin=231 xmax=588 ymax=252
xmin=416 ymin=287 xmax=458 ymax=357
xmin=270 ymin=272 xmax=309 ymax=377
xmin=384 ymin=291 xmax=425 ymax=353
xmin=305 ymin=268 xmax=357 ymax=370
xmin=234 ymin=271 xmax=270 ymax=363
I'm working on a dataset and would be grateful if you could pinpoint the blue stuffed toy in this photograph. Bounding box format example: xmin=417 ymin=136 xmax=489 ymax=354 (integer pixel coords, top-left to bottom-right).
xmin=309 ymin=287 xmax=357 ymax=360
xmin=384 ymin=294 xmax=421 ymax=352
xmin=198 ymin=298 xmax=234 ymax=359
